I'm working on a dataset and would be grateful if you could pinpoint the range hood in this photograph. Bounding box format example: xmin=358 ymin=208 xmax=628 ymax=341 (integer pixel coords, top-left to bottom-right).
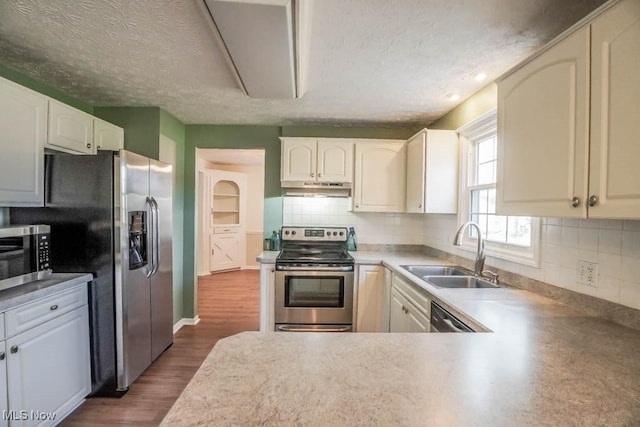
xmin=281 ymin=181 xmax=352 ymax=197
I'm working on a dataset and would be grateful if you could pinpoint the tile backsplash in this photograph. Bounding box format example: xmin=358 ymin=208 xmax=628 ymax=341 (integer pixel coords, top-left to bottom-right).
xmin=282 ymin=197 xmax=424 ymax=244
xmin=422 ymin=214 xmax=640 ymax=311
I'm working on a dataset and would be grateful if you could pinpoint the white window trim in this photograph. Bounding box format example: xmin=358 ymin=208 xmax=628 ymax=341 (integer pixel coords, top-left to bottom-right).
xmin=456 ymin=109 xmax=541 ymax=268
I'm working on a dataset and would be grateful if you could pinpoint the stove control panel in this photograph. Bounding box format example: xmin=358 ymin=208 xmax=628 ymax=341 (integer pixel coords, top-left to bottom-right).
xmin=281 ymin=227 xmax=348 ymax=241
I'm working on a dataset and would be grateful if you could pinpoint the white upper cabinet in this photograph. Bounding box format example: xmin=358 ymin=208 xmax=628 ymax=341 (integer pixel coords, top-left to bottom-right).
xmin=405 ymin=129 xmax=459 ymax=214
xmin=497 ymin=26 xmax=590 ymax=218
xmin=281 ymin=138 xmax=316 ymax=181
xmin=353 ymin=140 xmax=406 ymax=212
xmin=0 ymin=77 xmax=47 ymax=207
xmin=497 ymin=0 xmax=640 ymax=219
xmin=280 ymin=138 xmax=353 ymax=183
xmin=48 ymin=100 xmax=95 ymax=155
xmin=316 ymin=139 xmax=353 ymax=183
xmin=588 ymin=0 xmax=640 ymax=218
xmin=94 ymin=118 xmax=124 ymax=151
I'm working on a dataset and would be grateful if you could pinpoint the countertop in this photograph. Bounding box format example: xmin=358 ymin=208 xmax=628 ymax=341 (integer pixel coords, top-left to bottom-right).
xmin=0 ymin=273 xmax=93 ymax=312
xmin=165 ymin=252 xmax=640 ymax=425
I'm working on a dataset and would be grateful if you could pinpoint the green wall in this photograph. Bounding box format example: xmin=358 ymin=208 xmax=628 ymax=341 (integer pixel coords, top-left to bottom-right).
xmin=429 ymin=83 xmax=497 ymax=130
xmin=0 ymin=63 xmax=93 ymax=114
xmin=94 ymin=107 xmax=161 ymax=159
xmin=281 ymin=126 xmax=420 ymax=139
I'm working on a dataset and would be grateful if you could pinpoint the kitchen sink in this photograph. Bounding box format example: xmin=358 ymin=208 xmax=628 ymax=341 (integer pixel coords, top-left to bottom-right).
xmin=401 ymin=265 xmax=471 ymax=278
xmin=424 ymin=276 xmax=499 ymax=289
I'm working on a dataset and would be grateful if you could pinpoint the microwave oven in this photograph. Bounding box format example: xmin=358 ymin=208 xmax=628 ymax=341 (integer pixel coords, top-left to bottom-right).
xmin=0 ymin=225 xmax=52 ymax=291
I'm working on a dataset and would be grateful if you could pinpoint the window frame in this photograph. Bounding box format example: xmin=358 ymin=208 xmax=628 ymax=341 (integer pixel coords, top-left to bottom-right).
xmin=457 ymin=109 xmax=541 ymax=267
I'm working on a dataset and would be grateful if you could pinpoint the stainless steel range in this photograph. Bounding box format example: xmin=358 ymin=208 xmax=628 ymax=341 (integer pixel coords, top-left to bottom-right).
xmin=275 ymin=226 xmax=355 ymax=332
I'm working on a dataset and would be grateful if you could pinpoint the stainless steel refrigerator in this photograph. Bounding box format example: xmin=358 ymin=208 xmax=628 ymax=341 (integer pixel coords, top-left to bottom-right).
xmin=11 ymin=149 xmax=173 ymax=395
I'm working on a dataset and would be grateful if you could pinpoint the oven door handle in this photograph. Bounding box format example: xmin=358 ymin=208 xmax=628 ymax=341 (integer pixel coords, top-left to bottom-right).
xmin=276 ymin=265 xmax=354 ymax=272
xmin=276 ymin=325 xmax=352 ymax=332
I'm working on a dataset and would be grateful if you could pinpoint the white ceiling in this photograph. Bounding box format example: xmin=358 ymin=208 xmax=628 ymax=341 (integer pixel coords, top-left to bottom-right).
xmin=0 ymin=0 xmax=606 ymax=127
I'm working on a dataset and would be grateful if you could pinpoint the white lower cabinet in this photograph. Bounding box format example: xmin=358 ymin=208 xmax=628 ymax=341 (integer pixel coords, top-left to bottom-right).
xmin=259 ymin=263 xmax=275 ymax=332
xmin=389 ymin=275 xmax=431 ymax=333
xmin=210 ymin=232 xmax=242 ymax=272
xmin=0 ymin=285 xmax=91 ymax=427
xmin=355 ymin=265 xmax=389 ymax=332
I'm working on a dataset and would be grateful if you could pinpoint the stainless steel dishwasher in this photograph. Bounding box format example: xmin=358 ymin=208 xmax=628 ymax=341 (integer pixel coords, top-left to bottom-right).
xmin=430 ymin=301 xmax=474 ymax=332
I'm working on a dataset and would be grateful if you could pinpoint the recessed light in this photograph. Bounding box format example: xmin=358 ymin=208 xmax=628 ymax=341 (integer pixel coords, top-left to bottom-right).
xmin=474 ymin=72 xmax=487 ymax=81
xmin=447 ymin=93 xmax=460 ymax=101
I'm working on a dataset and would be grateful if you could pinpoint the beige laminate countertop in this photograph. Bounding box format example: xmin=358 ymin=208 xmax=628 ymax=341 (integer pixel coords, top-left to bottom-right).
xmin=162 ymin=252 xmax=640 ymax=426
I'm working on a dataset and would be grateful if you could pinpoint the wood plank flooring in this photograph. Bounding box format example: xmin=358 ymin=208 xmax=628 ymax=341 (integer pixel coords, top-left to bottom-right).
xmin=62 ymin=269 xmax=260 ymax=426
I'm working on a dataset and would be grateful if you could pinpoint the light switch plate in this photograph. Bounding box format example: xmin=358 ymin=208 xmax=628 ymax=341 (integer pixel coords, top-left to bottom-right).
xmin=577 ymin=260 xmax=598 ymax=287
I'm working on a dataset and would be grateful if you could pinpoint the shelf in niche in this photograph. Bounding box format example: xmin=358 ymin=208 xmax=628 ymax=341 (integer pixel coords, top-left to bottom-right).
xmin=213 ymin=209 xmax=240 ymax=213
xmin=213 ymin=193 xmax=240 ymax=197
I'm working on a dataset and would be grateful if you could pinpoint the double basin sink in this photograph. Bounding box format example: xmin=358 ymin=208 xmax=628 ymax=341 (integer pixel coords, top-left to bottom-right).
xmin=401 ymin=265 xmax=499 ymax=289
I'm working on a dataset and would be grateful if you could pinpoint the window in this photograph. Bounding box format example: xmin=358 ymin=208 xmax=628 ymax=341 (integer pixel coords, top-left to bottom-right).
xmin=458 ymin=110 xmax=540 ymax=266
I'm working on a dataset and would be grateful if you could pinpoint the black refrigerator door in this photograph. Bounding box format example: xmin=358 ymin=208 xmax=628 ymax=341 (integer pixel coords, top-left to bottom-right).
xmin=10 ymin=151 xmax=119 ymax=396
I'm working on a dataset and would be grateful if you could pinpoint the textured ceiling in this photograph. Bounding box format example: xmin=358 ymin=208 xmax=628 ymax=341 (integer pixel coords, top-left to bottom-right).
xmin=0 ymin=0 xmax=607 ymax=126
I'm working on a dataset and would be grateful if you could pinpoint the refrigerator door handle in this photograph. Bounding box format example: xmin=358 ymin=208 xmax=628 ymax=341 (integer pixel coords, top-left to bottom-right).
xmin=145 ymin=197 xmax=154 ymax=278
xmin=150 ymin=197 xmax=160 ymax=277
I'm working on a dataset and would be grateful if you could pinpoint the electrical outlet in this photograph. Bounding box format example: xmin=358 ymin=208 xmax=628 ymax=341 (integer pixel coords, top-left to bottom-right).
xmin=577 ymin=260 xmax=599 ymax=287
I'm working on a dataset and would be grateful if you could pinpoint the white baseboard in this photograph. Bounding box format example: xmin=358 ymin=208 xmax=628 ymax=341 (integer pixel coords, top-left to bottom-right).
xmin=173 ymin=315 xmax=201 ymax=334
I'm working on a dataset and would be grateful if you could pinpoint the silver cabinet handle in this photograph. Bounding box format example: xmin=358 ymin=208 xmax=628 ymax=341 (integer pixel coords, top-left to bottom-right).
xmin=310 ymin=172 xmax=315 ymax=178
xmin=86 ymin=143 xmax=91 ymax=149
xmin=588 ymin=195 xmax=598 ymax=207
xmin=571 ymin=197 xmax=580 ymax=207
xmin=418 ymin=203 xmax=422 ymax=209
xmin=318 ymin=173 xmax=322 ymax=177
xmin=10 ymin=346 xmax=18 ymax=354
xmin=0 ymin=352 xmax=5 ymax=361
xmin=50 ymin=304 xmax=59 ymax=311
xmin=270 ymin=268 xmax=275 ymax=273
xmin=355 ymin=203 xmax=359 ymax=208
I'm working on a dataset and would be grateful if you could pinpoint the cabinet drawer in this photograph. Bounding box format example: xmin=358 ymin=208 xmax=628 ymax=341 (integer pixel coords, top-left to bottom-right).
xmin=5 ymin=285 xmax=87 ymax=338
xmin=213 ymin=226 xmax=240 ymax=234
xmin=392 ymin=274 xmax=430 ymax=316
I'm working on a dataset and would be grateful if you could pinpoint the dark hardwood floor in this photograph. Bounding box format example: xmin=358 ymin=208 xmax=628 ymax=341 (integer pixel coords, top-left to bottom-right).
xmin=63 ymin=269 xmax=260 ymax=426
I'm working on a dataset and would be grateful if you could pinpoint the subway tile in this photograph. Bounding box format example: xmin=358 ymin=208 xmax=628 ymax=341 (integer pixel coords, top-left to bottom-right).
xmin=620 ymin=256 xmax=640 ymax=283
xmin=579 ymin=228 xmax=599 ymax=251
xmin=562 ymin=218 xmax=581 ymax=228
xmin=597 ymin=252 xmax=621 ymax=278
xmin=545 ymin=225 xmax=563 ymax=245
xmin=578 ymin=250 xmax=599 ymax=263
xmin=599 ymin=219 xmax=623 ymax=230
xmin=623 ymin=220 xmax=640 ymax=232
xmin=596 ymin=277 xmax=621 ymax=304
xmin=561 ymin=226 xmax=579 ymax=248
xmin=598 ymin=229 xmax=622 ymax=254
xmin=547 ymin=217 xmax=563 ymax=226
xmin=619 ymin=281 xmax=640 ymax=310
xmin=621 ymin=231 xmax=640 ymax=258
xmin=580 ymin=219 xmax=600 ymax=229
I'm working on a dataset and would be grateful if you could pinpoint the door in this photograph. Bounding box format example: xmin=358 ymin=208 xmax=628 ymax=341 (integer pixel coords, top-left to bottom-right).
xmin=281 ymin=138 xmax=316 ymax=181
xmin=6 ymin=307 xmax=90 ymax=427
xmin=589 ymin=0 xmax=640 ymax=218
xmin=117 ymin=150 xmax=152 ymax=390
xmin=389 ymin=288 xmax=407 ymax=332
xmin=47 ymin=100 xmax=95 ymax=155
xmin=0 ymin=341 xmax=7 ymax=427
xmin=94 ymin=118 xmax=124 ymax=151
xmin=0 ymin=77 xmax=47 ymax=207
xmin=316 ymin=139 xmax=353 ymax=183
xmin=405 ymin=132 xmax=426 ymax=213
xmin=356 ymin=266 xmax=385 ymax=332
xmin=497 ymin=26 xmax=590 ymax=217
xmin=211 ymin=233 xmax=241 ymax=272
xmin=149 ymin=159 xmax=174 ymax=360
xmin=353 ymin=141 xmax=406 ymax=212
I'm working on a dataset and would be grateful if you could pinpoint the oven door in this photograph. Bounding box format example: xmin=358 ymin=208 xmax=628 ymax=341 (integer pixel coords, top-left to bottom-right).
xmin=275 ymin=268 xmax=354 ymax=326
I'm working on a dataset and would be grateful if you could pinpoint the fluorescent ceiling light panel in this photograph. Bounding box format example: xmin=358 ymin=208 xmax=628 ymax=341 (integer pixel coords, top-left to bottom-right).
xmin=206 ymin=0 xmax=298 ymax=99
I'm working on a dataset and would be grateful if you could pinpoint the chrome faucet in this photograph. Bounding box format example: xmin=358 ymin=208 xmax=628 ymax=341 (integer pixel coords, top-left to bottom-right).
xmin=453 ymin=221 xmax=485 ymax=276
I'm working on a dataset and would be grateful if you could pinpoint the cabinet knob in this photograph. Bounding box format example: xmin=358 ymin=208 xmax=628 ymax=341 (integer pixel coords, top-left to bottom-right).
xmin=310 ymin=172 xmax=314 ymax=178
xmin=271 ymin=268 xmax=275 ymax=273
xmin=355 ymin=204 xmax=359 ymax=208
xmin=10 ymin=346 xmax=18 ymax=354
xmin=50 ymin=304 xmax=59 ymax=311
xmin=418 ymin=203 xmax=422 ymax=209
xmin=0 ymin=352 xmax=5 ymax=361
xmin=571 ymin=197 xmax=580 ymax=208
xmin=318 ymin=173 xmax=322 ymax=178
xmin=86 ymin=143 xmax=91 ymax=149
xmin=588 ymin=195 xmax=598 ymax=207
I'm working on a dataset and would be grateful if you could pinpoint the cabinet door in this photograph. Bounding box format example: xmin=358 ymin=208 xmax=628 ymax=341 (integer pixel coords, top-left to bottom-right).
xmin=389 ymin=288 xmax=407 ymax=333
xmin=281 ymin=138 xmax=316 ymax=181
xmin=259 ymin=264 xmax=276 ymax=331
xmin=316 ymin=139 xmax=354 ymax=183
xmin=497 ymin=26 xmax=590 ymax=218
xmin=94 ymin=118 xmax=124 ymax=151
xmin=405 ymin=132 xmax=426 ymax=213
xmin=355 ymin=265 xmax=386 ymax=332
xmin=7 ymin=306 xmax=90 ymax=427
xmin=354 ymin=141 xmax=406 ymax=212
xmin=382 ymin=268 xmax=392 ymax=332
xmin=0 ymin=77 xmax=47 ymax=207
xmin=405 ymin=304 xmax=430 ymax=333
xmin=48 ymin=100 xmax=95 ymax=155
xmin=211 ymin=234 xmax=241 ymax=272
xmin=424 ymin=130 xmax=459 ymax=213
xmin=0 ymin=341 xmax=7 ymax=427
xmin=589 ymin=0 xmax=640 ymax=219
